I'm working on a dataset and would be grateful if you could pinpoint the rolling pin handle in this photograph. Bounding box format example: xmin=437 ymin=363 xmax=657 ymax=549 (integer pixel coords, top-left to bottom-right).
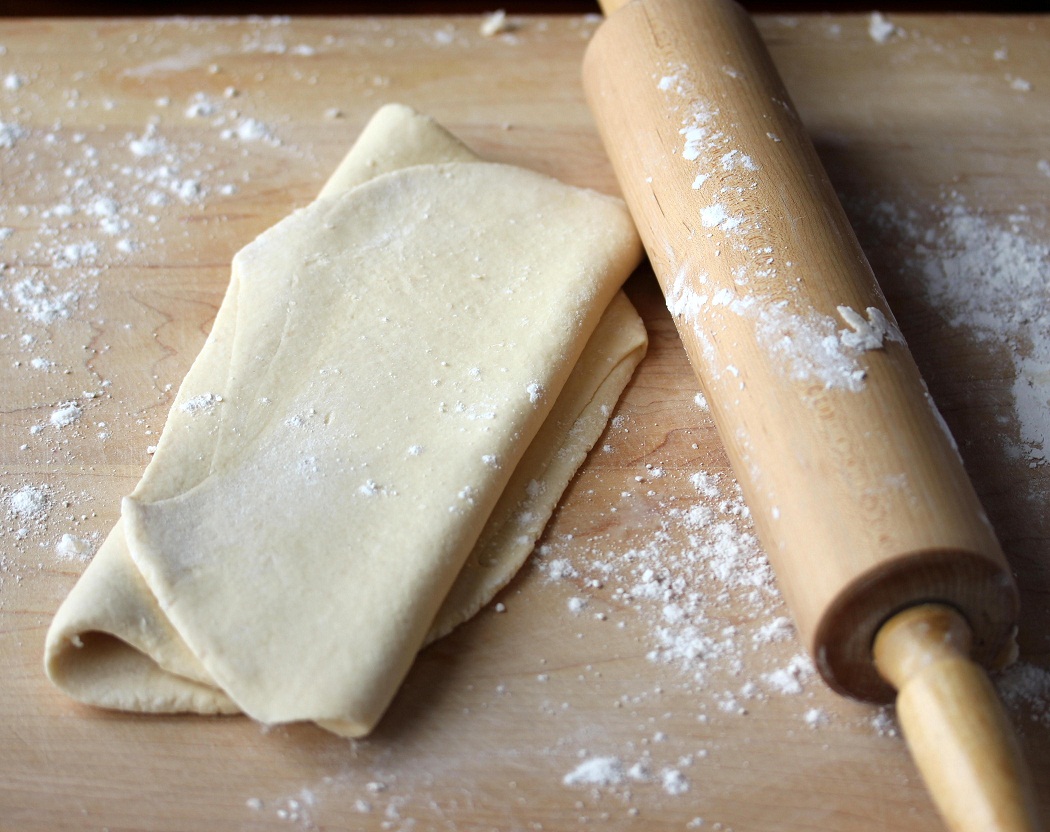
xmin=873 ymin=604 xmax=1044 ymax=832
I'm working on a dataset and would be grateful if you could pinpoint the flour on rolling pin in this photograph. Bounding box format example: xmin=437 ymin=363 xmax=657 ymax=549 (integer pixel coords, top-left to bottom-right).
xmin=656 ymin=64 xmax=910 ymax=394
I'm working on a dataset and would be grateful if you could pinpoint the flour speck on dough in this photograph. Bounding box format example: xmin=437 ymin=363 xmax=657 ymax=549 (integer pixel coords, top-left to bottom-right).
xmin=180 ymin=393 xmax=223 ymax=414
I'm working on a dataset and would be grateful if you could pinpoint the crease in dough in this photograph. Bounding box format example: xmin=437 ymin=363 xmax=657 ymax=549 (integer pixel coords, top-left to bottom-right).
xmin=44 ymin=104 xmax=648 ymax=736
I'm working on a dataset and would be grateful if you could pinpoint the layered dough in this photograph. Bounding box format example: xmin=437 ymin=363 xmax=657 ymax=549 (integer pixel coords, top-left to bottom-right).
xmin=44 ymin=104 xmax=647 ymax=736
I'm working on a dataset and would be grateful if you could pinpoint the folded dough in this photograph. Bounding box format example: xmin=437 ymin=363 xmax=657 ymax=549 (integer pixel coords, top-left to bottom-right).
xmin=44 ymin=104 xmax=648 ymax=737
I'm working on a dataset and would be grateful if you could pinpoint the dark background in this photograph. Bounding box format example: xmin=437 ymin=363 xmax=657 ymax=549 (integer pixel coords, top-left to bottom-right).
xmin=3 ymin=0 xmax=1047 ymax=16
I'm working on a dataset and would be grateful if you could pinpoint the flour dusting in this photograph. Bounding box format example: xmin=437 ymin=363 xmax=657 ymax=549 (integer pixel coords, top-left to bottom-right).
xmin=563 ymin=756 xmax=624 ymax=787
xmin=996 ymin=662 xmax=1050 ymax=728
xmin=861 ymin=198 xmax=1050 ymax=463
xmin=868 ymin=12 xmax=899 ymax=44
xmin=538 ymin=463 xmax=783 ymax=692
xmin=755 ymin=304 xmax=867 ymax=391
xmin=50 ymin=402 xmax=83 ymax=428
xmin=479 ymin=10 xmax=514 ymax=38
xmin=180 ymin=393 xmax=223 ymax=414
xmin=8 ymin=485 xmax=50 ymax=519
xmin=55 ymin=533 xmax=95 ymax=561
xmin=0 ymin=120 xmax=25 ymax=148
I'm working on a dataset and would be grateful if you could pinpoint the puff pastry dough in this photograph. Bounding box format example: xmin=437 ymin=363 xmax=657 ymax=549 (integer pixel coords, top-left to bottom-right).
xmin=45 ymin=105 xmax=647 ymax=736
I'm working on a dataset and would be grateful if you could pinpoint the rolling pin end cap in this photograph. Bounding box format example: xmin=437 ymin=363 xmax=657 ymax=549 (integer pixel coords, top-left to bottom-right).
xmin=812 ymin=548 xmax=1018 ymax=703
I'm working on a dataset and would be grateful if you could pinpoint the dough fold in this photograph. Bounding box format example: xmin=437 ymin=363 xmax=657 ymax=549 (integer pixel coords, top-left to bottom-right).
xmin=44 ymin=104 xmax=647 ymax=736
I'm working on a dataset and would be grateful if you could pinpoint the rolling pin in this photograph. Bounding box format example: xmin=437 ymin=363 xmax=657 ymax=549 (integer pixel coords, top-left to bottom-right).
xmin=582 ymin=2 xmax=1042 ymax=830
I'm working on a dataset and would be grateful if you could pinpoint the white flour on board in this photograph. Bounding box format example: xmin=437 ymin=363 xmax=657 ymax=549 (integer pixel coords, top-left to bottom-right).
xmin=0 ymin=18 xmax=294 ymax=601
xmin=868 ymin=12 xmax=900 ymax=44
xmin=996 ymin=662 xmax=1050 ymax=728
xmin=534 ymin=427 xmax=794 ymax=698
xmin=0 ymin=121 xmax=24 ymax=148
xmin=562 ymin=755 xmax=625 ymax=787
xmin=55 ymin=533 xmax=95 ymax=561
xmin=862 ymin=198 xmax=1050 ymax=464
xmin=50 ymin=402 xmax=83 ymax=428
xmin=8 ymin=484 xmax=50 ymax=521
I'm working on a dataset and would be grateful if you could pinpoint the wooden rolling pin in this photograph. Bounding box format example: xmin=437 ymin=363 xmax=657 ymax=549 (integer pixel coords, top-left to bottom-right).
xmin=582 ymin=2 xmax=1042 ymax=830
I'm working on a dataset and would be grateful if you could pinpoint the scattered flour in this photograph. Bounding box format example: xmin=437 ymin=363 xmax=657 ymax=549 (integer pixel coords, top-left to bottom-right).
xmin=752 ymin=616 xmax=794 ymax=645
xmin=996 ymin=662 xmax=1050 ymax=728
xmin=563 ymin=756 xmax=624 ymax=787
xmin=761 ymin=654 xmax=815 ymax=695
xmin=719 ymin=149 xmax=757 ymax=172
xmin=544 ymin=558 xmax=577 ymax=580
xmin=50 ymin=401 xmax=83 ymax=428
xmin=861 ymin=198 xmax=1050 ymax=463
xmin=128 ymin=125 xmax=166 ymax=157
xmin=221 ymin=117 xmax=278 ymax=145
xmin=359 ymin=479 xmax=380 ymax=497
xmin=540 ymin=464 xmax=783 ymax=693
xmin=678 ymin=105 xmax=720 ymax=163
xmin=6 ymin=278 xmax=79 ymax=324
xmin=870 ymin=708 xmax=899 ymax=738
xmin=661 ymin=768 xmax=690 ymax=796
xmin=479 ymin=10 xmax=513 ymax=38
xmin=184 ymin=93 xmax=220 ymax=118
xmin=868 ymin=12 xmax=899 ymax=44
xmin=55 ymin=241 xmax=99 ymax=267
xmin=657 ymin=60 xmax=881 ymax=395
xmin=665 ymin=264 xmax=708 ymax=323
xmin=180 ymin=392 xmax=223 ymax=414
xmin=55 ymin=533 xmax=94 ymax=561
xmin=0 ymin=120 xmax=25 ymax=148
xmin=8 ymin=485 xmax=49 ymax=519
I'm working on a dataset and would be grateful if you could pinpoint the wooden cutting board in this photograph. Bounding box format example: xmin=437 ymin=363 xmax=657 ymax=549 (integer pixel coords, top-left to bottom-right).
xmin=1 ymin=13 xmax=1048 ymax=832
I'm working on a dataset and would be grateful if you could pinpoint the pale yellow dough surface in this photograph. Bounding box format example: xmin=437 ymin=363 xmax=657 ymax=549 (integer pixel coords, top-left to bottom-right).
xmin=44 ymin=104 xmax=647 ymax=736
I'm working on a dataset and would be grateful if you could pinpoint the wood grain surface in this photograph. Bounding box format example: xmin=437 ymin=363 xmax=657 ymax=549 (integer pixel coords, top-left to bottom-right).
xmin=1 ymin=13 xmax=1048 ymax=832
